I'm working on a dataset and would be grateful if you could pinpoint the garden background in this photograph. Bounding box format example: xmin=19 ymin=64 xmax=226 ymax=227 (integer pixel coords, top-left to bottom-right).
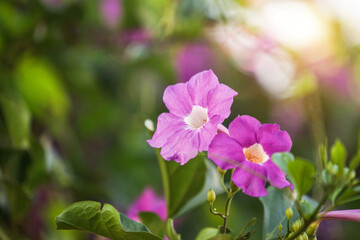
xmin=0 ymin=0 xmax=359 ymax=239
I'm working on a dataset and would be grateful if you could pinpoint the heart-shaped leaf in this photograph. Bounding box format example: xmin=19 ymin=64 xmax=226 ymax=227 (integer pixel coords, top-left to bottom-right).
xmin=139 ymin=212 xmax=164 ymax=238
xmin=56 ymin=201 xmax=161 ymax=240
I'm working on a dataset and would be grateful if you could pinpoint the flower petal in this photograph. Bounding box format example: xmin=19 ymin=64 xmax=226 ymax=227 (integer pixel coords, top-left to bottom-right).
xmin=217 ymin=124 xmax=229 ymax=135
xmin=231 ymin=161 xmax=267 ymax=197
xmin=163 ymin=83 xmax=193 ymax=117
xmin=257 ymin=124 xmax=292 ymax=155
xmin=228 ymin=115 xmax=261 ymax=148
xmin=160 ymin=129 xmax=199 ymax=165
xmin=147 ymin=113 xmax=186 ymax=148
xmin=198 ymin=116 xmax=220 ymax=152
xmin=263 ymin=160 xmax=292 ymax=189
xmin=208 ymin=133 xmax=245 ymax=170
xmin=207 ymin=83 xmax=238 ymax=121
xmin=187 ymin=70 xmax=219 ymax=107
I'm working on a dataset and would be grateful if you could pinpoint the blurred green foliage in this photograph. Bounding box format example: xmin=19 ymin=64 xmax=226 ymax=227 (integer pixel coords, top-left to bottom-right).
xmin=0 ymin=0 xmax=360 ymax=239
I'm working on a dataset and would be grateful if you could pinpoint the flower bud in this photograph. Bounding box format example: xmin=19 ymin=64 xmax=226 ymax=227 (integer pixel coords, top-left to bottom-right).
xmin=217 ymin=167 xmax=226 ymax=176
xmin=292 ymin=220 xmax=300 ymax=232
xmin=278 ymin=223 xmax=282 ymax=232
xmin=296 ymin=235 xmax=303 ymax=240
xmin=286 ymin=207 xmax=293 ymax=220
xmin=301 ymin=232 xmax=309 ymax=240
xmin=349 ymin=170 xmax=356 ymax=180
xmin=306 ymin=222 xmax=319 ymax=237
xmin=144 ymin=119 xmax=154 ymax=132
xmin=207 ymin=188 xmax=216 ymax=204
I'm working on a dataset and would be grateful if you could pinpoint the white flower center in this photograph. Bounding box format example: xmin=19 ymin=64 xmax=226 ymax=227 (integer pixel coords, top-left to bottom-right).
xmin=243 ymin=143 xmax=269 ymax=164
xmin=184 ymin=105 xmax=209 ymax=129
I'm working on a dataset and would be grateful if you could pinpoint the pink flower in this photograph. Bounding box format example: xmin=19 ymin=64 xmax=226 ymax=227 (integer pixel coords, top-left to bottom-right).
xmin=100 ymin=0 xmax=122 ymax=28
xmin=127 ymin=188 xmax=167 ymax=222
xmin=208 ymin=115 xmax=292 ymax=197
xmin=148 ymin=70 xmax=238 ymax=165
xmin=320 ymin=210 xmax=360 ymax=222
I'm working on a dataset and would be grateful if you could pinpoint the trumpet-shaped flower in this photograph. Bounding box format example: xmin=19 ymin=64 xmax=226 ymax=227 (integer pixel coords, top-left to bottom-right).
xmin=127 ymin=188 xmax=167 ymax=222
xmin=320 ymin=209 xmax=360 ymax=222
xmin=208 ymin=115 xmax=292 ymax=197
xmin=148 ymin=70 xmax=238 ymax=165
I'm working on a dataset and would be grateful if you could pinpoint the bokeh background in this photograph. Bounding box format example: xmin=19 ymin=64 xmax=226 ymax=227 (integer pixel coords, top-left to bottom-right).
xmin=0 ymin=0 xmax=359 ymax=239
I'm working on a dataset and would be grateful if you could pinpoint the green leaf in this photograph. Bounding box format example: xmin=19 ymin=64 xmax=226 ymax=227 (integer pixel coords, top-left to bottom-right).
xmin=195 ymin=227 xmax=218 ymax=240
xmin=271 ymin=152 xmax=294 ymax=177
xmin=165 ymin=218 xmax=181 ymax=240
xmin=167 ymin=154 xmax=207 ymax=217
xmin=288 ymin=158 xmax=316 ymax=196
xmin=319 ymin=141 xmax=328 ymax=168
xmin=235 ymin=230 xmax=255 ymax=240
xmin=139 ymin=212 xmax=164 ymax=238
xmin=56 ymin=201 xmax=162 ymax=240
xmin=330 ymin=140 xmax=347 ymax=172
xmin=299 ymin=199 xmax=316 ymax=220
xmin=336 ymin=186 xmax=360 ymax=205
xmin=350 ymin=152 xmax=360 ymax=170
xmin=209 ymin=235 xmax=234 ymax=240
xmin=174 ymin=160 xmax=224 ymax=218
xmin=236 ymin=218 xmax=256 ymax=238
xmin=15 ymin=56 xmax=69 ymax=119
xmin=260 ymin=187 xmax=297 ymax=240
xmin=0 ymin=93 xmax=31 ymax=149
xmin=155 ymin=149 xmax=207 ymax=217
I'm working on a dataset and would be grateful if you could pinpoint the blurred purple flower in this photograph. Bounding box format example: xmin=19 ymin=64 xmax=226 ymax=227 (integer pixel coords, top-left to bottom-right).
xmin=148 ymin=70 xmax=237 ymax=165
xmin=271 ymin=103 xmax=305 ymax=137
xmin=311 ymin=58 xmax=351 ymax=96
xmin=175 ymin=44 xmax=214 ymax=82
xmin=208 ymin=115 xmax=292 ymax=197
xmin=121 ymin=29 xmax=151 ymax=44
xmin=100 ymin=0 xmax=122 ymax=28
xmin=127 ymin=188 xmax=167 ymax=222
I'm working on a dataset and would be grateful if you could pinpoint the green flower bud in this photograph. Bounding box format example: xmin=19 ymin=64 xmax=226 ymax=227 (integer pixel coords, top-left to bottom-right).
xmin=207 ymin=188 xmax=216 ymax=204
xmin=292 ymin=220 xmax=300 ymax=232
xmin=286 ymin=207 xmax=293 ymax=220
xmin=217 ymin=167 xmax=227 ymax=176
xmin=278 ymin=223 xmax=282 ymax=232
xmin=349 ymin=170 xmax=356 ymax=180
xmin=301 ymin=232 xmax=309 ymax=240
xmin=306 ymin=222 xmax=319 ymax=237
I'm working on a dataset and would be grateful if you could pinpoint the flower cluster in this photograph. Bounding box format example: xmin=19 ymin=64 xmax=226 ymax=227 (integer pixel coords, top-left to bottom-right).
xmin=148 ymin=70 xmax=293 ymax=197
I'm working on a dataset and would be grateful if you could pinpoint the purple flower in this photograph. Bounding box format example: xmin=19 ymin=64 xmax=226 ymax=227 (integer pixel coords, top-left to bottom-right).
xmin=320 ymin=210 xmax=360 ymax=222
xmin=127 ymin=188 xmax=167 ymax=222
xmin=175 ymin=44 xmax=214 ymax=83
xmin=208 ymin=115 xmax=292 ymax=197
xmin=100 ymin=0 xmax=122 ymax=28
xmin=148 ymin=70 xmax=238 ymax=165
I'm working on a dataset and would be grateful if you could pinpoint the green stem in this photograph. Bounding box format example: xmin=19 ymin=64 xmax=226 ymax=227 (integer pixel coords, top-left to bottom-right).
xmin=220 ymin=175 xmax=229 ymax=195
xmin=155 ymin=149 xmax=170 ymax=212
xmin=222 ymin=193 xmax=235 ymax=234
